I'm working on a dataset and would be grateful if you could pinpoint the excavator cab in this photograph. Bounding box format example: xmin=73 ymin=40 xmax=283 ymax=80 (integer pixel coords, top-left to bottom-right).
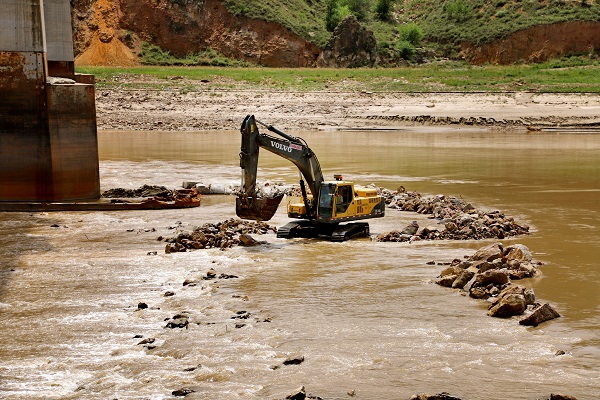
xmin=316 ymin=182 xmax=355 ymax=221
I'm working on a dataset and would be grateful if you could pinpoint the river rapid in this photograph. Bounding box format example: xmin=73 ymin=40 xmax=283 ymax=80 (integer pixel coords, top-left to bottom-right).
xmin=0 ymin=129 xmax=598 ymax=400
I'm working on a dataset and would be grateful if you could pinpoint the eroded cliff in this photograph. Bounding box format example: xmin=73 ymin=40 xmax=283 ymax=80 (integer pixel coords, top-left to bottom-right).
xmin=73 ymin=0 xmax=320 ymax=67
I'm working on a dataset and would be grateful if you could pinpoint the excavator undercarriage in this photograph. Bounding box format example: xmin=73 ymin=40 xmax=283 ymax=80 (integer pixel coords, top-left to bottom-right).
xmin=276 ymin=220 xmax=370 ymax=242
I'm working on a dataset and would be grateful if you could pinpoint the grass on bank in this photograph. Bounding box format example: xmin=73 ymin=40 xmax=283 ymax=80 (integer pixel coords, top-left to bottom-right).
xmin=218 ymin=0 xmax=600 ymax=59
xmin=77 ymin=57 xmax=600 ymax=93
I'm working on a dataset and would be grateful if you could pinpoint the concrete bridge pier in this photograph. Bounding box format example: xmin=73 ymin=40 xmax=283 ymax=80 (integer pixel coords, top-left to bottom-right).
xmin=0 ymin=0 xmax=100 ymax=202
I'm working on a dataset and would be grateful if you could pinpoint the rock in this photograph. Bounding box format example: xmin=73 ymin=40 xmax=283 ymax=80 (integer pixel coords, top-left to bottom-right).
xmin=474 ymin=269 xmax=510 ymax=286
xmin=316 ymin=16 xmax=377 ymax=68
xmin=550 ymin=394 xmax=577 ymax=400
xmin=283 ymin=355 xmax=305 ymax=365
xmin=469 ymin=287 xmax=489 ymax=299
xmin=137 ymin=302 xmax=148 ymax=310
xmin=445 ymin=221 xmax=458 ymax=232
xmin=165 ymin=218 xmax=276 ymax=252
xmin=377 ymin=189 xmax=529 ymax=242
xmin=436 ymin=274 xmax=457 ymax=287
xmin=488 ymin=284 xmax=526 ymax=305
xmin=165 ymin=314 xmax=189 ymax=329
xmin=504 ymin=244 xmax=533 ymax=262
xmin=401 ymin=220 xmax=419 ymax=236
xmin=204 ymin=268 xmax=217 ymax=279
xmin=523 ymin=288 xmax=536 ymax=305
xmin=519 ymin=303 xmax=561 ymax=326
xmin=470 ymin=243 xmax=503 ymax=262
xmin=488 ymin=293 xmax=527 ymax=318
xmin=508 ymin=261 xmax=538 ymax=279
xmin=102 ymin=184 xmax=172 ymax=198
xmin=409 ymin=393 xmax=462 ymax=400
xmin=286 ymin=386 xmax=306 ymax=400
xmin=172 ymin=387 xmax=195 ymax=397
xmin=440 ymin=265 xmax=462 ymax=277
xmin=452 ymin=270 xmax=475 ymax=289
xmin=239 ymin=233 xmax=261 ymax=246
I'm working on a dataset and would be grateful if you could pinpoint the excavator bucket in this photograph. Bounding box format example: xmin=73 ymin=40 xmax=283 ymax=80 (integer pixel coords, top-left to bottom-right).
xmin=236 ymin=194 xmax=284 ymax=221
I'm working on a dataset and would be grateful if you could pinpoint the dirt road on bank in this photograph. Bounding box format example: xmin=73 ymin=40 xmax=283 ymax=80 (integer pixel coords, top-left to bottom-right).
xmin=96 ymin=86 xmax=600 ymax=132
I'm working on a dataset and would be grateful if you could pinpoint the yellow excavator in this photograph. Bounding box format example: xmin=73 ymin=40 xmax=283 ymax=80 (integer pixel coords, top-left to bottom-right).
xmin=236 ymin=115 xmax=385 ymax=241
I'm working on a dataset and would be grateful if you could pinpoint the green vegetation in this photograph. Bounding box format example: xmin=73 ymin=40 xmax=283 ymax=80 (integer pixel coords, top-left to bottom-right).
xmin=218 ymin=0 xmax=600 ymax=60
xmin=77 ymin=57 xmax=600 ymax=93
xmin=138 ymin=43 xmax=252 ymax=67
xmin=405 ymin=0 xmax=600 ymax=55
xmin=221 ymin=0 xmax=330 ymax=48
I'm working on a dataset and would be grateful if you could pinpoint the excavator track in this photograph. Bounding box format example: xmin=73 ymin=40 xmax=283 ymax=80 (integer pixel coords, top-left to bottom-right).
xmin=330 ymin=222 xmax=370 ymax=242
xmin=277 ymin=221 xmax=370 ymax=241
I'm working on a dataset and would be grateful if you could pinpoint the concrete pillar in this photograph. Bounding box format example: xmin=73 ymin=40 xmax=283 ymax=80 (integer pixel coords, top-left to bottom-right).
xmin=45 ymin=0 xmax=75 ymax=78
xmin=0 ymin=0 xmax=100 ymax=202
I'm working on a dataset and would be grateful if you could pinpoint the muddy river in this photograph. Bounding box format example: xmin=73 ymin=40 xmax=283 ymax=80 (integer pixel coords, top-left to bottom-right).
xmin=0 ymin=129 xmax=598 ymax=399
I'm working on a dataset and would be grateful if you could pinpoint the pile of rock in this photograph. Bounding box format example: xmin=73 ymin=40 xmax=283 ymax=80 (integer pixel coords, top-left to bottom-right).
xmin=377 ymin=187 xmax=530 ymax=242
xmin=102 ymin=184 xmax=174 ymax=198
xmin=434 ymin=242 xmax=560 ymax=326
xmin=164 ymin=218 xmax=276 ymax=252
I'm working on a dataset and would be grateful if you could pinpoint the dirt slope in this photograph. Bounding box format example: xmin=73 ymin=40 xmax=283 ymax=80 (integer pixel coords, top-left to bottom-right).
xmin=462 ymin=21 xmax=600 ymax=64
xmin=73 ymin=0 xmax=319 ymax=67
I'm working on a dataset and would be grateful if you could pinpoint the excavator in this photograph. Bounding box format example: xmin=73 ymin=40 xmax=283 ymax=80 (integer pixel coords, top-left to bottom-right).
xmin=236 ymin=115 xmax=385 ymax=241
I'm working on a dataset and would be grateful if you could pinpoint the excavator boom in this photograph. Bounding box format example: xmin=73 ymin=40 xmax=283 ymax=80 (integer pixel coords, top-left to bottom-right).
xmin=236 ymin=115 xmax=323 ymax=221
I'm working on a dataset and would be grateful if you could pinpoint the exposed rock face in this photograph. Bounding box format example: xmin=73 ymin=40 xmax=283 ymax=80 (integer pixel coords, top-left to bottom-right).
xmin=73 ymin=0 xmax=320 ymax=67
xmin=461 ymin=21 xmax=600 ymax=65
xmin=72 ymin=0 xmax=137 ymax=66
xmin=317 ymin=16 xmax=377 ymax=68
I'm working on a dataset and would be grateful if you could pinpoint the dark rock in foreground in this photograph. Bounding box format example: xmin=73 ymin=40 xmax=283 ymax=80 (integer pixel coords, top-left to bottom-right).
xmin=286 ymin=386 xmax=306 ymax=400
xmin=172 ymin=387 xmax=195 ymax=397
xmin=165 ymin=313 xmax=189 ymax=329
xmin=409 ymin=393 xmax=462 ymax=400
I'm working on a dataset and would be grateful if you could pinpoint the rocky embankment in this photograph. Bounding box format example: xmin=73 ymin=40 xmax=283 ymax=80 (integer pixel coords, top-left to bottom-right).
xmin=376 ymin=186 xmax=530 ymax=242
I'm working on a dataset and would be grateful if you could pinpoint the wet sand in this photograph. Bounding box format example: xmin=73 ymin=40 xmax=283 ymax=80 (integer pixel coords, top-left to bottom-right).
xmin=96 ymin=87 xmax=600 ymax=132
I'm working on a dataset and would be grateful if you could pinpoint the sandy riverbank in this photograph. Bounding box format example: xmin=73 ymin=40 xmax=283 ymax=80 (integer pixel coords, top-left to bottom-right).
xmin=95 ymin=87 xmax=600 ymax=132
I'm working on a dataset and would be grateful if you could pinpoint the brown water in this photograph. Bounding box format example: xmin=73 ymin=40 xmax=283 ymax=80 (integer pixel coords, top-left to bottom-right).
xmin=1 ymin=129 xmax=598 ymax=399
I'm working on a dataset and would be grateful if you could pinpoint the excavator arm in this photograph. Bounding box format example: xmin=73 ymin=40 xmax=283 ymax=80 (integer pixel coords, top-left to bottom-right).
xmin=237 ymin=115 xmax=324 ymax=221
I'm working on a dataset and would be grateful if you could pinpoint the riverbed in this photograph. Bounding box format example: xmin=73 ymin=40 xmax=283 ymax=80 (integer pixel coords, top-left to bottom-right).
xmin=0 ymin=128 xmax=598 ymax=399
